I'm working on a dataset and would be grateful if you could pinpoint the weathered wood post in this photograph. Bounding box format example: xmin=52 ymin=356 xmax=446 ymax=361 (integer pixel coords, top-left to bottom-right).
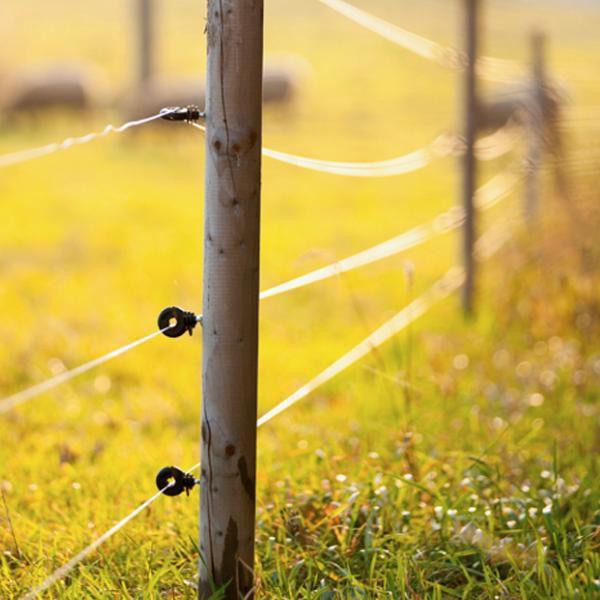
xmin=200 ymin=0 xmax=263 ymax=598
xmin=460 ymin=0 xmax=479 ymax=315
xmin=137 ymin=0 xmax=155 ymax=88
xmin=524 ymin=31 xmax=546 ymax=222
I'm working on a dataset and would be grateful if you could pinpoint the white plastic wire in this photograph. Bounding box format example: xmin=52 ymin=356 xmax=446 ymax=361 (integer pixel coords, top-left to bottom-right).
xmin=315 ymin=0 xmax=523 ymax=83
xmin=0 ymin=112 xmax=171 ymax=169
xmin=316 ymin=0 xmax=454 ymax=64
xmin=0 ymin=328 xmax=171 ymax=414
xmin=22 ymin=487 xmax=169 ymax=600
xmin=260 ymin=169 xmax=519 ymax=299
xmin=257 ymin=266 xmax=465 ymax=427
xmin=192 ymin=122 xmax=516 ymax=177
xmin=192 ymin=122 xmax=439 ymax=176
xmin=261 ymin=145 xmax=433 ymax=177
xmin=259 ymin=208 xmax=520 ymax=429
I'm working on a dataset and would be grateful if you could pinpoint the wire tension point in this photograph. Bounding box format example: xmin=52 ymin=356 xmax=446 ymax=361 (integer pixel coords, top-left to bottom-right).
xmin=156 ymin=466 xmax=198 ymax=497
xmin=160 ymin=106 xmax=205 ymax=122
xmin=158 ymin=306 xmax=198 ymax=338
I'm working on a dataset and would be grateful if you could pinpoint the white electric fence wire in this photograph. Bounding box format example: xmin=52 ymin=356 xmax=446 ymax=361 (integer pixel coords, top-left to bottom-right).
xmin=192 ymin=122 xmax=437 ymax=176
xmin=0 ymin=170 xmax=518 ymax=414
xmin=0 ymin=329 xmax=171 ymax=414
xmin=22 ymin=486 xmax=173 ymax=600
xmin=260 ymin=169 xmax=519 ymax=299
xmin=258 ymin=205 xmax=519 ymax=429
xmin=24 ymin=215 xmax=518 ymax=598
xmin=257 ymin=266 xmax=465 ymax=427
xmin=314 ymin=0 xmax=522 ymax=83
xmin=0 ymin=112 xmax=171 ymax=169
xmin=192 ymin=122 xmax=516 ymax=177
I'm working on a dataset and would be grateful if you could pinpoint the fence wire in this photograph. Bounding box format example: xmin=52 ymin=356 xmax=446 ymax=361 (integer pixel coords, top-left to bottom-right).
xmin=315 ymin=0 xmax=523 ymax=83
xmin=192 ymin=122 xmax=516 ymax=177
xmin=0 ymin=111 xmax=171 ymax=169
xmin=0 ymin=328 xmax=171 ymax=414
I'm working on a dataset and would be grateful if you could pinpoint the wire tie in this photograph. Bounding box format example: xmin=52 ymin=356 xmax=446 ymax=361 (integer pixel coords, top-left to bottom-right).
xmin=156 ymin=466 xmax=199 ymax=497
xmin=160 ymin=106 xmax=205 ymax=123
xmin=157 ymin=306 xmax=199 ymax=338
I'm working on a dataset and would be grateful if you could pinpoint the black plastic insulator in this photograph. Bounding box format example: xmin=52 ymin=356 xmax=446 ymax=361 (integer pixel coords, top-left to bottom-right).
xmin=158 ymin=306 xmax=198 ymax=338
xmin=160 ymin=105 xmax=204 ymax=122
xmin=156 ymin=466 xmax=198 ymax=497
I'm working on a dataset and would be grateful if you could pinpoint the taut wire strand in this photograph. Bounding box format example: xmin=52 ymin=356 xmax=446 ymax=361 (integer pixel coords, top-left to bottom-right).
xmin=257 ymin=266 xmax=465 ymax=428
xmin=0 ymin=328 xmax=171 ymax=414
xmin=191 ymin=122 xmax=516 ymax=177
xmin=260 ymin=169 xmax=520 ymax=299
xmin=257 ymin=210 xmax=520 ymax=428
xmin=0 ymin=112 xmax=172 ymax=169
xmin=314 ymin=0 xmax=522 ymax=83
xmin=22 ymin=485 xmax=174 ymax=600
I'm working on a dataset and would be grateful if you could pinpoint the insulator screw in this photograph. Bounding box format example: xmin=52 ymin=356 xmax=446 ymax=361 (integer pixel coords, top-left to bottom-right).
xmin=160 ymin=106 xmax=205 ymax=122
xmin=158 ymin=306 xmax=198 ymax=338
xmin=156 ymin=466 xmax=198 ymax=497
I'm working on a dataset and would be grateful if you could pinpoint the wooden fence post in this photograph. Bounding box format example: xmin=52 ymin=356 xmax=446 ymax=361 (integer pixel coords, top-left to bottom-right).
xmin=137 ymin=0 xmax=155 ymax=88
xmin=524 ymin=31 xmax=546 ymax=222
xmin=461 ymin=0 xmax=479 ymax=316
xmin=200 ymin=0 xmax=263 ymax=598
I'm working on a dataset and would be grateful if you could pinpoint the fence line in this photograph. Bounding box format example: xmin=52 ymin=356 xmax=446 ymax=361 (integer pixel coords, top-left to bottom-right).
xmin=0 ymin=112 xmax=172 ymax=169
xmin=314 ymin=0 xmax=522 ymax=83
xmin=23 ymin=209 xmax=520 ymax=598
xmin=0 ymin=169 xmax=518 ymax=415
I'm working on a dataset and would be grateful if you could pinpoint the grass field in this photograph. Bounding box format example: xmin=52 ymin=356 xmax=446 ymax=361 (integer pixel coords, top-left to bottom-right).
xmin=0 ymin=0 xmax=599 ymax=597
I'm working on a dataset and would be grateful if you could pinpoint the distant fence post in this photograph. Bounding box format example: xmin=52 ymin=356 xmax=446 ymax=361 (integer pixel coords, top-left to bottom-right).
xmin=137 ymin=0 xmax=155 ymax=88
xmin=460 ymin=0 xmax=479 ymax=316
xmin=524 ymin=31 xmax=546 ymax=222
xmin=200 ymin=0 xmax=264 ymax=598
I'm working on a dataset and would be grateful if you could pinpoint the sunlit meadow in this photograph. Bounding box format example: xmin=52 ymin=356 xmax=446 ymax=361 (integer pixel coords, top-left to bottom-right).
xmin=0 ymin=0 xmax=598 ymax=597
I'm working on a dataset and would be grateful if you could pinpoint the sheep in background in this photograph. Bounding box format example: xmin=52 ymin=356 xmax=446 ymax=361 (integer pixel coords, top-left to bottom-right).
xmin=0 ymin=63 xmax=107 ymax=120
xmin=122 ymin=56 xmax=311 ymax=122
xmin=478 ymin=80 xmax=564 ymax=132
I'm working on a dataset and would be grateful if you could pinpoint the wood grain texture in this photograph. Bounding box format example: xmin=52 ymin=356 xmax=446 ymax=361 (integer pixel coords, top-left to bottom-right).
xmin=200 ymin=0 xmax=264 ymax=597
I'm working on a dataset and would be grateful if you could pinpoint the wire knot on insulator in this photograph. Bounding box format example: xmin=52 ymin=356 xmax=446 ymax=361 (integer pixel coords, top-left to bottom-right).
xmin=160 ymin=106 xmax=205 ymax=122
xmin=158 ymin=306 xmax=199 ymax=338
xmin=156 ymin=466 xmax=199 ymax=497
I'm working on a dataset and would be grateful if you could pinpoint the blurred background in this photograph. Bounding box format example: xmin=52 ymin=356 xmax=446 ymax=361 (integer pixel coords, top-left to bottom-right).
xmin=0 ymin=0 xmax=598 ymax=597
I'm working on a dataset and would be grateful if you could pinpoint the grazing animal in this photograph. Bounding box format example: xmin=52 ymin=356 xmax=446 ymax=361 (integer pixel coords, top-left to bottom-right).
xmin=478 ymin=81 xmax=563 ymax=132
xmin=0 ymin=64 xmax=105 ymax=118
xmin=122 ymin=57 xmax=311 ymax=122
